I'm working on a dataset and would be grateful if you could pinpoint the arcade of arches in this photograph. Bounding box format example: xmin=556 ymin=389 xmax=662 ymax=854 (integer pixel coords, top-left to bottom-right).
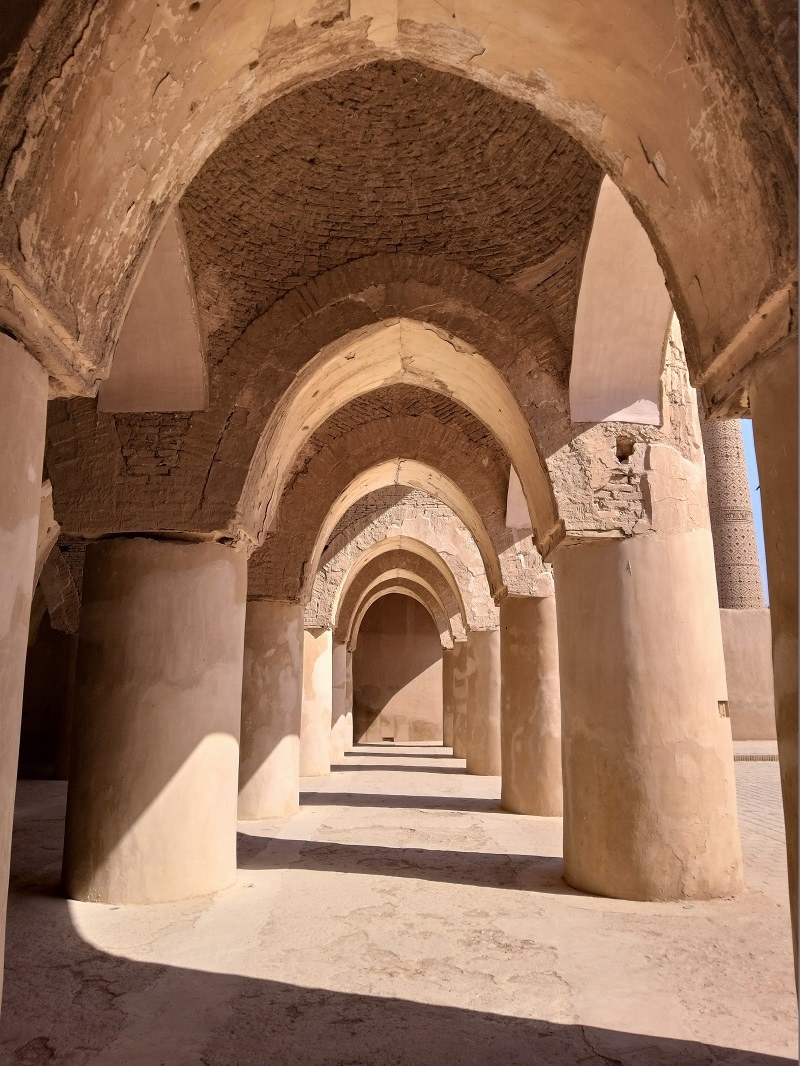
xmin=0 ymin=3 xmax=797 ymax=1060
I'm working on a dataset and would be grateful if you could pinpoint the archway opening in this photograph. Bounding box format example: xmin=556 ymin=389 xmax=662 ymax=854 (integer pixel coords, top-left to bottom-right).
xmin=352 ymin=594 xmax=443 ymax=746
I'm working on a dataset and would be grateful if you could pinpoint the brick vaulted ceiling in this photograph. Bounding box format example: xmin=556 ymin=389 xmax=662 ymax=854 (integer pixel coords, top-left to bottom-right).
xmin=180 ymin=60 xmax=603 ymax=369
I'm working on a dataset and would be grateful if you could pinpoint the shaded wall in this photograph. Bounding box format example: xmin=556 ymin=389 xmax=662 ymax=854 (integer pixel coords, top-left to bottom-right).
xmin=353 ymin=595 xmax=442 ymax=743
xmin=19 ymin=615 xmax=74 ymax=778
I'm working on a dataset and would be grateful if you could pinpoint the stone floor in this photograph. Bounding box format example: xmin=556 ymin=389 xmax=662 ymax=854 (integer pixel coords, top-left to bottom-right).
xmin=0 ymin=745 xmax=796 ymax=1064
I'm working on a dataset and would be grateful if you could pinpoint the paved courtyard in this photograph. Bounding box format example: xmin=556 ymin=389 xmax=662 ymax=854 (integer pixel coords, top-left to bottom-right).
xmin=0 ymin=746 xmax=795 ymax=1064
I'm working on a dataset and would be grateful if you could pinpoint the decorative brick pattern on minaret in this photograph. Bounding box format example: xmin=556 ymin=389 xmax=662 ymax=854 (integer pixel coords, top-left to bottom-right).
xmin=700 ymin=418 xmax=764 ymax=609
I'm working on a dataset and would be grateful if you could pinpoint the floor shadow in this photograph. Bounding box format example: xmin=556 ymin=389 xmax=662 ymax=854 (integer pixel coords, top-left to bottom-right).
xmin=300 ymin=791 xmax=502 ymax=814
xmin=2 ymin=889 xmax=792 ymax=1066
xmin=4 ymin=784 xmax=795 ymax=1064
xmin=238 ymin=833 xmax=576 ymax=895
xmin=332 ymin=763 xmax=467 ymax=774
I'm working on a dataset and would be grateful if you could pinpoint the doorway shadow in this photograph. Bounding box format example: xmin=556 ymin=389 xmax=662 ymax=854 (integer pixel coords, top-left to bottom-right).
xmin=300 ymin=791 xmax=502 ymax=814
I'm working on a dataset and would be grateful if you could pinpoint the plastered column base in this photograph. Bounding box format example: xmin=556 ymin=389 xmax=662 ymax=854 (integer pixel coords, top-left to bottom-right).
xmin=63 ymin=538 xmax=247 ymax=904
xmin=0 ymin=338 xmax=48 ymax=1000
xmin=750 ymin=340 xmax=798 ymax=960
xmin=330 ymin=641 xmax=350 ymax=762
xmin=441 ymin=647 xmax=455 ymax=748
xmin=555 ymin=529 xmax=743 ymax=901
xmin=720 ymin=608 xmax=776 ymax=741
xmin=500 ymin=595 xmax=562 ymax=815
xmin=466 ymin=630 xmax=501 ymax=776
xmin=451 ymin=641 xmax=469 ymax=758
xmin=301 ymin=628 xmax=333 ymax=776
xmin=239 ymin=599 xmax=303 ymax=820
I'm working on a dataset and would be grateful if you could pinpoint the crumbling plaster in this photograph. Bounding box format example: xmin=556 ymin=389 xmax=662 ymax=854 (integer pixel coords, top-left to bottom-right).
xmin=0 ymin=4 xmax=794 ymax=404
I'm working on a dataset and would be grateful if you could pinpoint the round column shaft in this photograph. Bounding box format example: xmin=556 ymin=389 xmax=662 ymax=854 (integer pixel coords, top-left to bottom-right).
xmin=239 ymin=599 xmax=303 ymax=820
xmin=500 ymin=594 xmax=562 ymax=815
xmin=466 ymin=629 xmax=501 ymax=776
xmin=63 ymin=538 xmax=247 ymax=903
xmin=0 ymin=337 xmax=48 ymax=1000
xmin=451 ymin=641 xmax=469 ymax=758
xmin=442 ymin=646 xmax=456 ymax=749
xmin=301 ymin=628 xmax=333 ymax=776
xmin=749 ymin=341 xmax=797 ymax=962
xmin=330 ymin=640 xmax=351 ymax=762
xmin=554 ymin=529 xmax=743 ymax=900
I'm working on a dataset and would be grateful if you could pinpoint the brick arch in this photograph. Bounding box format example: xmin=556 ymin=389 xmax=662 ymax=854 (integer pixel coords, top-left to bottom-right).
xmin=305 ymin=495 xmax=498 ymax=631
xmin=322 ymin=547 xmax=469 ymax=644
xmin=47 ymin=254 xmax=689 ymax=551
xmin=2 ymin=8 xmax=792 ymax=399
xmin=246 ymin=399 xmax=546 ymax=602
xmin=235 ymin=317 xmax=563 ymax=554
xmin=340 ymin=575 xmax=457 ymax=652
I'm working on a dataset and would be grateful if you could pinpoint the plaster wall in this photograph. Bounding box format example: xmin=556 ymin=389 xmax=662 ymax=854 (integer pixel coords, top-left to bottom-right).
xmin=353 ymin=595 xmax=442 ymax=744
xmin=720 ymin=608 xmax=776 ymax=741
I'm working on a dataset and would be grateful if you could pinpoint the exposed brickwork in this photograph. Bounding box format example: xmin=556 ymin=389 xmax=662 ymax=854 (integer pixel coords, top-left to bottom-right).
xmin=334 ymin=570 xmax=456 ymax=651
xmin=700 ymin=417 xmax=764 ymax=609
xmin=304 ymin=489 xmax=499 ymax=631
xmin=181 ymin=61 xmax=600 ymax=367
xmin=247 ymin=387 xmax=543 ymax=602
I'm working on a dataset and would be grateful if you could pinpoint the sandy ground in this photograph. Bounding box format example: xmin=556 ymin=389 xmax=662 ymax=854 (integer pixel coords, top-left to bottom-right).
xmin=0 ymin=744 xmax=796 ymax=1064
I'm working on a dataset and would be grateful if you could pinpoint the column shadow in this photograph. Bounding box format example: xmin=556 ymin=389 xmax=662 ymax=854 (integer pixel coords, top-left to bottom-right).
xmin=300 ymin=791 xmax=502 ymax=814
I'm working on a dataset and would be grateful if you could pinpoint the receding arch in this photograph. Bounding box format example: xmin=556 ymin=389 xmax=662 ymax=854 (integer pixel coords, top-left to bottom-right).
xmin=343 ymin=576 xmax=457 ymax=652
xmin=570 ymin=177 xmax=673 ymax=425
xmin=332 ymin=537 xmax=469 ymax=635
xmin=304 ymin=460 xmax=504 ymax=601
xmin=237 ymin=318 xmax=558 ymax=553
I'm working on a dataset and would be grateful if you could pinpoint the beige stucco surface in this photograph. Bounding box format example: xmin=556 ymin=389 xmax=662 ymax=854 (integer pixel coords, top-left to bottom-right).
xmin=721 ymin=608 xmax=776 ymax=742
xmin=555 ymin=529 xmax=743 ymax=901
xmin=500 ymin=594 xmax=562 ymax=816
xmin=300 ymin=628 xmax=333 ymax=777
xmin=62 ymin=538 xmax=246 ymax=904
xmin=466 ymin=629 xmax=501 ymax=777
xmin=239 ymin=599 xmax=304 ymax=820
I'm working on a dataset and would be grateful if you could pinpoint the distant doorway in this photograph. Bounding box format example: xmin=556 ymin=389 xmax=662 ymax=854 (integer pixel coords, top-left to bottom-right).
xmin=352 ymin=594 xmax=443 ymax=744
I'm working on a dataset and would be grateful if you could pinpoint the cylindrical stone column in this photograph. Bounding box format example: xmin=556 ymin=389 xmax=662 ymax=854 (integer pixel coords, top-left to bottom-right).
xmin=239 ymin=599 xmax=303 ymax=820
xmin=345 ymin=651 xmax=354 ymax=746
xmin=466 ymin=629 xmax=501 ymax=776
xmin=442 ymin=646 xmax=456 ymax=749
xmin=701 ymin=416 xmax=775 ymax=740
xmin=500 ymin=594 xmax=562 ymax=815
xmin=330 ymin=640 xmax=351 ymax=762
xmin=554 ymin=528 xmax=743 ymax=900
xmin=0 ymin=337 xmax=48 ymax=999
xmin=301 ymin=627 xmax=333 ymax=776
xmin=451 ymin=640 xmax=469 ymax=758
xmin=749 ymin=340 xmax=797 ymax=960
xmin=63 ymin=538 xmax=247 ymax=903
